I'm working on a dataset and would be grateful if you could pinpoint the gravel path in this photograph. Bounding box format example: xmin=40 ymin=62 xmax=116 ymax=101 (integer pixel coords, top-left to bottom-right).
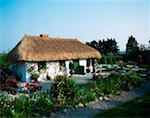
xmin=50 ymin=81 xmax=150 ymax=118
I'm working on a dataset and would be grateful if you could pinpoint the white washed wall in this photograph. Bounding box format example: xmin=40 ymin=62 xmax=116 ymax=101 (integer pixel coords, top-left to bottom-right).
xmin=79 ymin=59 xmax=87 ymax=73
xmin=46 ymin=61 xmax=60 ymax=79
xmin=89 ymin=59 xmax=93 ymax=72
xmin=16 ymin=62 xmax=26 ymax=82
xmin=65 ymin=60 xmax=72 ymax=76
xmin=25 ymin=62 xmax=38 ymax=82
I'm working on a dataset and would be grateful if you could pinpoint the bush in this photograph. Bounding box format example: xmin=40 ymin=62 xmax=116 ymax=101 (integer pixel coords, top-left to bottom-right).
xmin=76 ymin=83 xmax=96 ymax=105
xmin=100 ymin=73 xmax=122 ymax=95
xmin=31 ymin=73 xmax=40 ymax=79
xmin=122 ymin=72 xmax=144 ymax=90
xmin=0 ymin=53 xmax=10 ymax=71
xmin=51 ymin=76 xmax=77 ymax=106
xmin=0 ymin=93 xmax=53 ymax=117
xmin=104 ymin=72 xmax=144 ymax=94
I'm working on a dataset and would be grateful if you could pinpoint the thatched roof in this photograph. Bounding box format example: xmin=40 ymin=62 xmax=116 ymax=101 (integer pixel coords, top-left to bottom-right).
xmin=7 ymin=34 xmax=101 ymax=62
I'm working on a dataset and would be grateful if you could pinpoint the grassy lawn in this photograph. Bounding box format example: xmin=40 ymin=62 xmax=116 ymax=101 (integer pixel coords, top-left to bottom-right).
xmin=95 ymin=92 xmax=150 ymax=118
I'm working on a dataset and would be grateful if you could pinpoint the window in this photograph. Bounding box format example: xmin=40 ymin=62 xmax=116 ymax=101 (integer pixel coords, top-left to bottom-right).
xmin=38 ymin=62 xmax=46 ymax=71
xmin=86 ymin=59 xmax=90 ymax=67
xmin=59 ymin=61 xmax=66 ymax=71
xmin=92 ymin=59 xmax=95 ymax=66
xmin=59 ymin=60 xmax=66 ymax=67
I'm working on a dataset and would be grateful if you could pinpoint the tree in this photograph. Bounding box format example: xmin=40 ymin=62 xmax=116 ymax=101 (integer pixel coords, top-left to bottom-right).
xmin=126 ymin=35 xmax=139 ymax=62
xmin=0 ymin=53 xmax=10 ymax=71
xmin=138 ymin=41 xmax=150 ymax=65
xmin=86 ymin=38 xmax=119 ymax=55
xmin=98 ymin=53 xmax=117 ymax=64
xmin=86 ymin=40 xmax=99 ymax=51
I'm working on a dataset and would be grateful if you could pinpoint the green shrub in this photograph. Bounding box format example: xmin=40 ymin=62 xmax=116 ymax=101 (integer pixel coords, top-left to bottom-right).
xmin=76 ymin=83 xmax=96 ymax=105
xmin=51 ymin=76 xmax=77 ymax=106
xmin=122 ymin=72 xmax=144 ymax=90
xmin=31 ymin=73 xmax=40 ymax=79
xmin=102 ymin=73 xmax=122 ymax=95
xmin=0 ymin=53 xmax=10 ymax=71
xmin=0 ymin=93 xmax=13 ymax=117
xmin=0 ymin=93 xmax=53 ymax=117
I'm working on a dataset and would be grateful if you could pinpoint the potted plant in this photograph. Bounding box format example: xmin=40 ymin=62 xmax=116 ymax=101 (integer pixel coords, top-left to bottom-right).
xmin=31 ymin=73 xmax=40 ymax=82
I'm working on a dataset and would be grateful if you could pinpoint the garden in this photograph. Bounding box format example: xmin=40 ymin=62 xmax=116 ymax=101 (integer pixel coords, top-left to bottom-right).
xmin=0 ymin=50 xmax=150 ymax=117
xmin=0 ymin=71 xmax=147 ymax=117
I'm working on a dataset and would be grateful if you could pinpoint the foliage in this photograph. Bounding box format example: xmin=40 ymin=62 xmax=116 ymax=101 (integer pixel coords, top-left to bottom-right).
xmin=139 ymin=44 xmax=150 ymax=65
xmin=104 ymin=73 xmax=122 ymax=95
xmin=126 ymin=35 xmax=139 ymax=62
xmin=50 ymin=76 xmax=77 ymax=106
xmin=50 ymin=72 xmax=144 ymax=106
xmin=70 ymin=61 xmax=79 ymax=72
xmin=0 ymin=93 xmax=53 ymax=117
xmin=76 ymin=81 xmax=105 ymax=105
xmin=0 ymin=71 xmax=18 ymax=94
xmin=31 ymin=73 xmax=40 ymax=79
xmin=86 ymin=38 xmax=119 ymax=55
xmin=98 ymin=53 xmax=117 ymax=64
xmin=38 ymin=62 xmax=47 ymax=70
xmin=26 ymin=64 xmax=36 ymax=73
xmin=76 ymin=83 xmax=98 ymax=105
xmin=121 ymin=72 xmax=144 ymax=90
xmin=95 ymin=92 xmax=150 ymax=117
xmin=0 ymin=53 xmax=10 ymax=71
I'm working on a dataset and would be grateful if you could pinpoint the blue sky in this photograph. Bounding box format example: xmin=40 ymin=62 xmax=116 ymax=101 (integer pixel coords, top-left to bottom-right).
xmin=0 ymin=0 xmax=149 ymax=52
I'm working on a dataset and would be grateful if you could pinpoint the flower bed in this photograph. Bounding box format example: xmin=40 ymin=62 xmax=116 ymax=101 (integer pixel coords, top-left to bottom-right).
xmin=0 ymin=92 xmax=53 ymax=117
xmin=0 ymin=72 xmax=145 ymax=117
xmin=50 ymin=72 xmax=144 ymax=107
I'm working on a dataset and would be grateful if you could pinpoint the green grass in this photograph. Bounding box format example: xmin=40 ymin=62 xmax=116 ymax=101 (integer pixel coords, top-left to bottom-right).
xmin=95 ymin=92 xmax=150 ymax=118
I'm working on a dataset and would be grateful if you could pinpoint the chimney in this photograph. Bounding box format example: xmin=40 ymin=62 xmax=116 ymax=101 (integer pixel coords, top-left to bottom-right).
xmin=39 ymin=34 xmax=48 ymax=38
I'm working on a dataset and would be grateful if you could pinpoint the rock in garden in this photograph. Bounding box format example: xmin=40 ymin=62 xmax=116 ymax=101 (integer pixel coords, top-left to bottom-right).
xmin=104 ymin=96 xmax=109 ymax=100
xmin=78 ymin=103 xmax=84 ymax=107
xmin=99 ymin=96 xmax=103 ymax=101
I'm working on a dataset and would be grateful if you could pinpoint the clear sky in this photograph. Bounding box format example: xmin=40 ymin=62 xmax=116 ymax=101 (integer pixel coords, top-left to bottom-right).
xmin=0 ymin=0 xmax=149 ymax=52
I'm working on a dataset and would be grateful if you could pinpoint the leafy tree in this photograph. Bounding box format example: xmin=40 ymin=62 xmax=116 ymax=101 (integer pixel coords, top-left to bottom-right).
xmin=126 ymin=35 xmax=139 ymax=54
xmin=86 ymin=38 xmax=119 ymax=55
xmin=99 ymin=53 xmax=117 ymax=64
xmin=138 ymin=42 xmax=150 ymax=65
xmin=0 ymin=53 xmax=10 ymax=71
xmin=126 ymin=35 xmax=139 ymax=62
xmin=86 ymin=40 xmax=99 ymax=51
xmin=98 ymin=38 xmax=119 ymax=54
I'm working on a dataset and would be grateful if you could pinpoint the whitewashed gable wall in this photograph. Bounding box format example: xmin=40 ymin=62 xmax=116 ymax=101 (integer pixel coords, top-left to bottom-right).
xmin=25 ymin=62 xmax=38 ymax=82
xmin=65 ymin=60 xmax=73 ymax=76
xmin=46 ymin=61 xmax=60 ymax=79
xmin=79 ymin=59 xmax=87 ymax=73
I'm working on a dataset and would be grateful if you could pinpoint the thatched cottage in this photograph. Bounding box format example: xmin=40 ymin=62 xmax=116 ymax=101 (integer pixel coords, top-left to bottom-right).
xmin=7 ymin=34 xmax=101 ymax=82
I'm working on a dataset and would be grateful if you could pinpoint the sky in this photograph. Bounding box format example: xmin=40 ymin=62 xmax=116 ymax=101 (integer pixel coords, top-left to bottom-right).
xmin=0 ymin=0 xmax=149 ymax=52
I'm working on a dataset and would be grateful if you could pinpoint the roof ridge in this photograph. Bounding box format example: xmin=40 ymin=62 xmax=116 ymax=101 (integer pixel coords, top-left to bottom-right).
xmin=24 ymin=34 xmax=78 ymax=41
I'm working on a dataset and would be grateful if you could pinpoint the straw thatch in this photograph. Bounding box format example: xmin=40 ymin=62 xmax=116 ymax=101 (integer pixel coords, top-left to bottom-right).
xmin=7 ymin=35 xmax=101 ymax=62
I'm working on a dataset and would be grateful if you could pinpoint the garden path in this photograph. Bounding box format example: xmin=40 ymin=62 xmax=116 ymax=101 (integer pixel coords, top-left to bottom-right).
xmin=50 ymin=80 xmax=150 ymax=118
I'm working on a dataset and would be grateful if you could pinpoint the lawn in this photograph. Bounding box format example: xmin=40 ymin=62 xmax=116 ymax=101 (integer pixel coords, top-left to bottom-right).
xmin=95 ymin=92 xmax=150 ymax=118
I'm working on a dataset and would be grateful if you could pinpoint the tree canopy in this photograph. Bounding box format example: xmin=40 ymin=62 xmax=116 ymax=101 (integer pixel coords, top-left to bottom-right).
xmin=126 ymin=35 xmax=139 ymax=54
xmin=125 ymin=35 xmax=139 ymax=62
xmin=86 ymin=38 xmax=119 ymax=55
